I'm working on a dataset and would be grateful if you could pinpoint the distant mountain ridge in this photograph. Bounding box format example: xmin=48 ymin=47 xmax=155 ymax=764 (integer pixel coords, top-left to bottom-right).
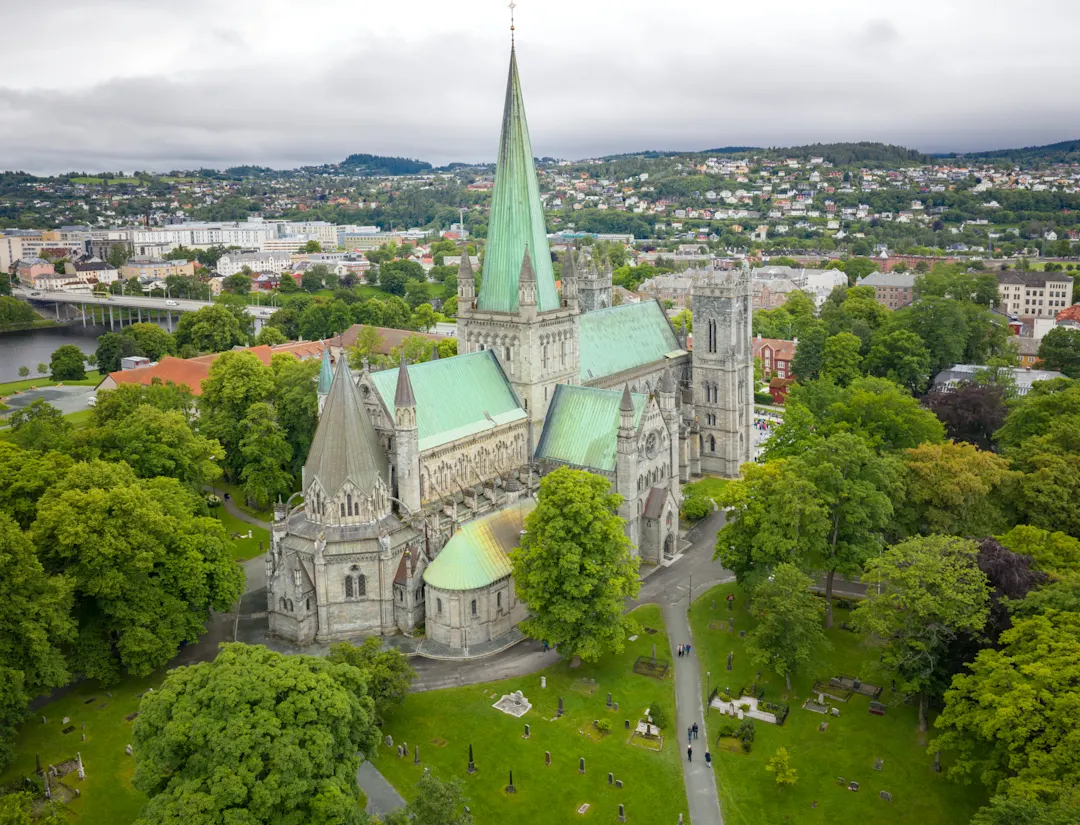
xmin=937 ymin=139 xmax=1080 ymax=162
xmin=339 ymin=153 xmax=432 ymax=175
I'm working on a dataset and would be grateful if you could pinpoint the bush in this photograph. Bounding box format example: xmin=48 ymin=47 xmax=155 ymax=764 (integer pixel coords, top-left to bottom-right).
xmin=594 ymin=718 xmax=611 ymax=733
xmin=648 ymin=704 xmax=669 ymax=729
xmin=754 ymin=391 xmax=774 ymax=405
xmin=681 ymin=494 xmax=711 ymax=522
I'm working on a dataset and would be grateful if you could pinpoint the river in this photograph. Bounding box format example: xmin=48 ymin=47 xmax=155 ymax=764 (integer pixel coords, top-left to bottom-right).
xmin=0 ymin=324 xmax=111 ymax=382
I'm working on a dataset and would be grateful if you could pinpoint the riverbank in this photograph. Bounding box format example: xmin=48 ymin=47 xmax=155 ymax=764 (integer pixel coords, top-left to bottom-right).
xmin=0 ymin=371 xmax=102 ymax=397
xmin=0 ymin=318 xmax=66 ymax=334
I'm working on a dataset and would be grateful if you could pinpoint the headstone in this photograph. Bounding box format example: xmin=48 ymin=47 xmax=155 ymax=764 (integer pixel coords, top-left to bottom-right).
xmin=619 ymin=803 xmax=626 ymax=823
xmin=468 ymin=743 xmax=476 ymax=774
xmin=77 ymin=752 xmax=85 ymax=780
xmin=62 ymin=717 xmax=70 ymax=725
xmin=728 ymin=618 xmax=734 ymax=631
xmin=614 ymin=702 xmax=619 ymax=711
xmin=524 ymin=724 xmax=530 ymax=739
xmin=397 ymin=745 xmax=404 ymax=758
xmin=615 ymin=779 xmax=623 ymax=789
xmin=402 ymin=741 xmax=407 ymax=754
xmin=818 ymin=693 xmax=824 ymax=704
xmin=82 ymin=734 xmax=86 ymax=742
xmin=541 ymin=676 xmax=546 ymax=688
xmin=125 ymin=745 xmax=133 ymax=756
xmin=880 ymin=791 xmax=892 ymax=802
xmin=106 ymin=691 xmax=112 ymax=698
xmin=679 ymin=815 xmax=685 ymax=824
xmin=819 ymin=722 xmax=828 ymax=732
xmin=558 ymin=697 xmax=564 ymax=717
xmin=385 ymin=735 xmax=393 ymax=748
xmin=625 ymin=719 xmax=630 ymax=729
xmin=726 ymin=651 xmax=733 ymax=671
xmin=874 ymin=758 xmax=884 ymax=771
xmin=74 ymin=789 xmax=80 ymax=798
xmin=607 ymin=692 xmax=613 ymax=709
xmin=932 ymin=751 xmax=941 ymax=772
xmin=414 ymin=745 xmax=420 ymax=765
xmin=831 ymin=707 xmax=841 ymax=716
xmin=608 ymin=772 xmax=614 ymax=785
xmin=41 ymin=716 xmax=46 ymax=725
xmin=506 ymin=769 xmax=516 ymax=794
xmin=545 ymin=751 xmax=551 ymax=766
xmin=739 ymin=630 xmax=746 ymax=637
xmin=43 ymin=774 xmax=51 ymax=801
xmin=849 ymin=781 xmax=859 ymax=792
xmin=579 ymin=757 xmax=586 ymax=775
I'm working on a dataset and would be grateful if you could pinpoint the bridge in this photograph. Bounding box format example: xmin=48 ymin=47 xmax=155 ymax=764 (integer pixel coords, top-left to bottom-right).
xmin=11 ymin=287 xmax=277 ymax=333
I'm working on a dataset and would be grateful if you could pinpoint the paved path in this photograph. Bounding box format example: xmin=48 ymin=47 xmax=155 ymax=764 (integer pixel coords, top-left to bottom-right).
xmin=203 ymin=485 xmax=271 ymax=530
xmin=356 ymin=760 xmax=406 ymax=816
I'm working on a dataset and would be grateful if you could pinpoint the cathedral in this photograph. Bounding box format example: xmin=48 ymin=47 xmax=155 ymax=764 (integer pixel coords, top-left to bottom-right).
xmin=266 ymin=44 xmax=753 ymax=652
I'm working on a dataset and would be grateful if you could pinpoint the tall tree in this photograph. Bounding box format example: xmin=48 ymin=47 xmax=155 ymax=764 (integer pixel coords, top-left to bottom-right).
xmin=933 ymin=611 xmax=1080 ymax=801
xmin=855 ymin=535 xmax=989 ymax=730
xmin=0 ymin=443 xmax=75 ymax=530
xmin=511 ymin=467 xmax=641 ymax=661
xmin=49 ymin=343 xmax=86 ymax=380
xmin=92 ymin=381 xmax=197 ymax=426
xmin=347 ymin=326 xmax=386 ymax=369
xmin=1035 ymin=327 xmax=1080 ymax=378
xmin=174 ymin=303 xmax=247 ymax=353
xmin=969 ymin=796 xmax=1080 ymax=825
xmin=820 ymin=332 xmax=863 ymax=387
xmin=865 ymin=327 xmax=933 ymax=395
xmin=923 ymin=382 xmax=1007 ymax=451
xmin=384 ymin=772 xmax=473 ymax=825
xmin=133 ymin=644 xmax=377 ymax=825
xmin=790 ymin=323 xmax=826 ymax=381
xmin=272 ymin=356 xmax=320 ymax=476
xmin=745 ymin=563 xmax=828 ymax=690
xmin=238 ymin=402 xmax=294 ymax=508
xmin=31 ymin=462 xmax=244 ymax=682
xmin=199 ymin=351 xmax=274 ymax=478
xmin=122 ymin=322 xmax=176 ymax=361
xmin=95 ymin=332 xmax=140 ymax=374
xmin=326 ymin=637 xmax=415 ymax=723
xmin=6 ymin=399 xmax=73 ymax=453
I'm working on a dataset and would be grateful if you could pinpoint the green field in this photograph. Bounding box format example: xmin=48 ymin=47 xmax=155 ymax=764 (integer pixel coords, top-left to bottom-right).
xmin=374 ymin=605 xmax=688 ymax=825
xmin=211 ymin=505 xmax=270 ymax=560
xmin=689 ymin=584 xmax=987 ymax=825
xmin=682 ymin=476 xmax=730 ymax=503
xmin=0 ymin=371 xmax=101 ymax=397
xmin=207 ymin=479 xmax=272 ymax=521
xmin=0 ymin=672 xmax=162 ymax=824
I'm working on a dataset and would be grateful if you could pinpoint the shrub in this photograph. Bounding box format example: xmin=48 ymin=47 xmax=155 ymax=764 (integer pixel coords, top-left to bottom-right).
xmin=766 ymin=746 xmax=798 ymax=787
xmin=681 ymin=494 xmax=711 ymax=521
xmin=648 ymin=704 xmax=669 ymax=729
xmin=754 ymin=391 xmax=774 ymax=405
xmin=739 ymin=703 xmax=751 ymax=713
xmin=595 ymin=718 xmax=611 ymax=733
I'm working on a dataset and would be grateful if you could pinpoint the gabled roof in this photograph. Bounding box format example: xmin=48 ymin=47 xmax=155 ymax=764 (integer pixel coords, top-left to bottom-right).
xmin=579 ymin=300 xmax=684 ymax=383
xmin=536 ymin=384 xmax=647 ymax=473
xmin=304 ymin=356 xmax=389 ymax=497
xmin=423 ymin=499 xmax=535 ymax=591
xmin=369 ymin=350 xmax=526 ymax=451
xmin=476 ymin=47 xmax=560 ymax=313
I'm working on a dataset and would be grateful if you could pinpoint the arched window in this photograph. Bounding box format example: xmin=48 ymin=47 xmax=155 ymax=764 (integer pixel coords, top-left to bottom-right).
xmin=340 ymin=502 xmax=345 ymax=518
xmin=436 ymin=598 xmax=443 ymax=614
xmin=305 ymin=598 xmax=310 ymax=611
xmin=497 ymin=591 xmax=502 ymax=610
xmin=708 ymin=319 xmax=717 ymax=353
xmin=287 ymin=599 xmax=294 ymax=612
xmin=708 ymin=435 xmax=716 ymax=453
xmin=279 ymin=597 xmax=287 ymax=611
xmin=347 ymin=493 xmax=353 ymax=516
xmin=471 ymin=599 xmax=478 ymax=617
xmin=357 ymin=574 xmax=366 ymax=596
xmin=344 ymin=576 xmax=353 ymax=598
xmin=399 ymin=589 xmax=404 ymax=603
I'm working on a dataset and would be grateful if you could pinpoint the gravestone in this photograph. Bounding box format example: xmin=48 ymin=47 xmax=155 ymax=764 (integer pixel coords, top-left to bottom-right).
xmin=615 ymin=779 xmax=623 ymax=789
xmin=618 ymin=803 xmax=626 ymax=823
xmin=728 ymin=618 xmax=734 ymax=631
xmin=579 ymin=757 xmax=586 ymax=775
xmin=607 ymin=693 xmax=613 ymax=709
xmin=62 ymin=717 xmax=70 ymax=725
xmin=625 ymin=720 xmax=630 ymax=729
xmin=541 ymin=676 xmax=546 ymax=688
xmin=467 ymin=744 xmax=476 ymax=774
xmin=506 ymin=769 xmax=516 ymax=794
xmin=932 ymin=751 xmax=941 ymax=772
xmin=726 ymin=651 xmax=733 ymax=671
xmin=81 ymin=734 xmax=86 ymax=742
xmin=557 ymin=697 xmax=564 ymax=717
xmin=402 ymin=741 xmax=408 ymax=755
xmin=545 ymin=751 xmax=551 ymax=767
xmin=524 ymin=724 xmax=530 ymax=739
xmin=880 ymin=791 xmax=892 ymax=802
xmin=106 ymin=691 xmax=112 ymax=698
xmin=576 ymin=804 xmax=590 ymax=815
xmin=76 ymin=752 xmax=85 ymax=781
xmin=818 ymin=722 xmax=828 ymax=732
xmin=125 ymin=745 xmax=133 ymax=756
xmin=73 ymin=789 xmax=80 ymax=798
xmin=874 ymin=758 xmax=883 ymax=771
xmin=739 ymin=630 xmax=746 ymax=637
xmin=608 ymin=772 xmax=614 ymax=785
xmin=414 ymin=745 xmax=420 ymax=765
xmin=848 ymin=781 xmax=859 ymax=792
xmin=830 ymin=708 xmax=840 ymax=716
xmin=41 ymin=717 xmax=46 ymax=725
xmin=397 ymin=745 xmax=404 ymax=758
xmin=680 ymin=815 xmax=685 ymax=824
xmin=613 ymin=702 xmax=619 ymax=711
xmin=385 ymin=735 xmax=393 ymax=748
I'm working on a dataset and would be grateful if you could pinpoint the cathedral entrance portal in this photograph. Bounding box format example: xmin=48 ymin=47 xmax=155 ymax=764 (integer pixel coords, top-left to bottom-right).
xmin=663 ymin=533 xmax=675 ymax=560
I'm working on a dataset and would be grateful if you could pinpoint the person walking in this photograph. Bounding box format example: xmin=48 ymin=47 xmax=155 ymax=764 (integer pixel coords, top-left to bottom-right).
xmin=686 ymin=643 xmax=692 ymax=656
xmin=705 ymin=750 xmax=712 ymax=768
xmin=687 ymin=745 xmax=693 ymax=762
xmin=693 ymin=722 xmax=699 ymax=740
xmin=687 ymin=726 xmax=693 ymax=743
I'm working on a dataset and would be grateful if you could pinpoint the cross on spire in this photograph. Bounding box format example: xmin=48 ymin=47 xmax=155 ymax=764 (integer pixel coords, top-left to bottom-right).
xmin=509 ymin=1 xmax=516 ymax=43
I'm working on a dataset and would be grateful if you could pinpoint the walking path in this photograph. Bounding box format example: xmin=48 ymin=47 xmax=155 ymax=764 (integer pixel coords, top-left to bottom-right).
xmin=356 ymin=761 xmax=406 ymax=816
xmin=203 ymin=485 xmax=270 ymax=529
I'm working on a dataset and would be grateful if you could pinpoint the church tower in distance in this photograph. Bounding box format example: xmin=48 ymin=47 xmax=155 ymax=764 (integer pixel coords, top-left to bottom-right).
xmin=691 ymin=263 xmax=753 ymax=477
xmin=455 ymin=45 xmax=579 ymax=432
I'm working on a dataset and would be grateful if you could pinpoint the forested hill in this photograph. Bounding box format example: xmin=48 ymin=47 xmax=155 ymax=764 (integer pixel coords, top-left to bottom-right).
xmin=943 ymin=139 xmax=1080 ymax=163
xmin=595 ymin=142 xmax=927 ymax=167
xmin=339 ymin=154 xmax=433 ymax=175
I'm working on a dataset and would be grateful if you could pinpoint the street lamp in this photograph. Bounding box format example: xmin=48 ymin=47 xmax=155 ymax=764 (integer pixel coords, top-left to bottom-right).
xmin=707 ymin=671 xmax=711 ymax=714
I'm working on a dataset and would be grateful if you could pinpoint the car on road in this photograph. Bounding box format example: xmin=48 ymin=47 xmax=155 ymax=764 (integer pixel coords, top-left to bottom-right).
xmin=87 ymin=395 xmax=97 ymax=407
xmin=165 ymin=300 xmax=179 ymax=306
xmin=29 ymin=291 xmax=41 ymax=296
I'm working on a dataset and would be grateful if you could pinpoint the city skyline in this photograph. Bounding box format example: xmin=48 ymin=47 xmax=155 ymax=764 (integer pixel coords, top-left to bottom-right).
xmin=1 ymin=0 xmax=1079 ymax=175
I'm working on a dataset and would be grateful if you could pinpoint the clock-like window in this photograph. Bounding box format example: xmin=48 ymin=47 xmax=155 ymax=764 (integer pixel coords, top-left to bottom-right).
xmin=645 ymin=431 xmax=659 ymax=459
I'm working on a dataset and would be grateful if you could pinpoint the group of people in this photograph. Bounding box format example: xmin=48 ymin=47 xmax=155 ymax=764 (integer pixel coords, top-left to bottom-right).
xmin=676 ymin=643 xmax=693 ymax=657
xmin=687 ymin=723 xmax=711 ymax=766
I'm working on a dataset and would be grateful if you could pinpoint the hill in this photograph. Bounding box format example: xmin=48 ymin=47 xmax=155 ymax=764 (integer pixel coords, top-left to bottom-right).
xmin=339 ymin=153 xmax=433 ymax=175
xmin=944 ymin=139 xmax=1080 ymax=162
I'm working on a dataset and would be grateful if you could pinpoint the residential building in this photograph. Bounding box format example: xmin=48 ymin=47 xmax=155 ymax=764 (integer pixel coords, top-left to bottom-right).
xmin=120 ymin=258 xmax=196 ymax=283
xmin=856 ymin=271 xmax=917 ymax=309
xmin=64 ymin=259 xmax=119 ymax=285
xmin=995 ymin=271 xmax=1074 ymax=319
xmin=753 ymin=336 xmax=797 ymax=380
xmin=216 ymin=251 xmax=294 ymax=277
xmin=15 ymin=258 xmax=56 ymax=287
xmin=932 ymin=364 xmax=1065 ymax=396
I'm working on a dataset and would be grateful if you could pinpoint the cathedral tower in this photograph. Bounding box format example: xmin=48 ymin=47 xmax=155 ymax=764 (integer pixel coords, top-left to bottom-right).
xmin=691 ymin=264 xmax=753 ymax=477
xmin=578 ymin=253 xmax=613 ymax=313
xmin=455 ymin=45 xmax=579 ymax=430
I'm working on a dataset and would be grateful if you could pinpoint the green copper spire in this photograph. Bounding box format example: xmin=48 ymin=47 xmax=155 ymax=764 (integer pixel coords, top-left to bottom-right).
xmin=478 ymin=46 xmax=560 ymax=313
xmin=317 ymin=345 xmax=334 ymax=395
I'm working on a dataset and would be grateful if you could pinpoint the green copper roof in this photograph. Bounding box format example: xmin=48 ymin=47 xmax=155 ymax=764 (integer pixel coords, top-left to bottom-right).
xmin=579 ymin=301 xmax=684 ymax=383
xmin=317 ymin=346 xmax=333 ymax=395
xmin=304 ymin=356 xmax=389 ymax=497
xmin=477 ymin=47 xmax=560 ymax=314
xmin=423 ymin=499 xmax=535 ymax=591
xmin=536 ymin=384 xmax=647 ymax=472
xmin=370 ymin=350 xmax=526 ymax=451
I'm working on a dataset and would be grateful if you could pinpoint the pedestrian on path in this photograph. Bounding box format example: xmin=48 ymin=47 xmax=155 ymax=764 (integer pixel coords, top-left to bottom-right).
xmin=677 ymin=644 xmax=683 ymax=657
xmin=687 ymin=727 xmax=693 ymax=743
xmin=693 ymin=722 xmax=699 ymax=740
xmin=687 ymin=745 xmax=693 ymax=762
xmin=686 ymin=643 xmax=692 ymax=655
xmin=705 ymin=750 xmax=712 ymax=768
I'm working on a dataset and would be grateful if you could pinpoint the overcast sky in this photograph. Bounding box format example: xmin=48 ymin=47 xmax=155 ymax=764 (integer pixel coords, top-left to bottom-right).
xmin=2 ymin=0 xmax=1078 ymax=175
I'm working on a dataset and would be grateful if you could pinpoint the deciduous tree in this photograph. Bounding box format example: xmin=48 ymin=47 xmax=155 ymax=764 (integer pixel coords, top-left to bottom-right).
xmin=923 ymin=382 xmax=1007 ymax=451
xmin=865 ymin=328 xmax=933 ymax=395
xmin=238 ymin=402 xmax=293 ymax=508
xmin=7 ymin=399 xmax=72 ymax=453
xmin=174 ymin=303 xmax=247 ymax=353
xmin=200 ymin=351 xmax=274 ymax=478
xmin=511 ymin=467 xmax=641 ymax=661
xmin=49 ymin=343 xmax=86 ymax=380
xmin=745 ymin=564 xmax=827 ymax=690
xmin=326 ymin=637 xmax=415 ymax=723
xmin=1035 ymin=327 xmax=1080 ymax=378
xmin=820 ymin=332 xmax=863 ymax=387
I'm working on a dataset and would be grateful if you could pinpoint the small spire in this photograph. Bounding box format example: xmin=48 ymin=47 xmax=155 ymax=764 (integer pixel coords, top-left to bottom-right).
xmin=660 ymin=368 xmax=675 ymax=394
xmin=395 ymin=353 xmax=416 ymax=409
xmin=519 ymin=247 xmax=535 ymax=282
xmin=563 ymin=247 xmax=577 ymax=281
xmin=620 ymin=383 xmax=634 ymax=412
xmin=458 ymin=246 xmax=473 ymax=277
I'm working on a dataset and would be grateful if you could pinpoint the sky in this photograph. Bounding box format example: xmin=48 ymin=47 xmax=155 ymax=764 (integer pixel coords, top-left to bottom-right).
xmin=1 ymin=0 xmax=1079 ymax=175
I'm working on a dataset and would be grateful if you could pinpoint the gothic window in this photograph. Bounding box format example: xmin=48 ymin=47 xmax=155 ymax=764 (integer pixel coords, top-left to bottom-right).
xmin=505 ymin=346 xmax=511 ymax=362
xmin=708 ymin=319 xmax=717 ymax=353
xmin=279 ymin=597 xmax=287 ymax=611
xmin=560 ymin=340 xmax=566 ymax=365
xmin=306 ymin=598 xmax=310 ymax=611
xmin=542 ymin=345 xmax=549 ymax=371
xmin=347 ymin=493 xmax=353 ymax=516
xmin=399 ymin=589 xmax=404 ymax=603
xmin=437 ymin=598 xmax=443 ymax=614
xmin=340 ymin=502 xmax=346 ymax=518
xmin=287 ymin=600 xmax=294 ymax=612
xmin=497 ymin=591 xmax=502 ymax=610
xmin=344 ymin=576 xmax=353 ymax=598
xmin=471 ymin=599 xmax=478 ymax=617
xmin=357 ymin=574 xmax=366 ymax=596
xmin=708 ymin=435 xmax=716 ymax=453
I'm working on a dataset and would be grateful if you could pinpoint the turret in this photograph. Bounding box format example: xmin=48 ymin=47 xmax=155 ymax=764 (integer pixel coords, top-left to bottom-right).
xmin=393 ymin=356 xmax=421 ymax=514
xmin=457 ymin=248 xmax=475 ymax=304
xmin=616 ymin=384 xmax=639 ymax=547
xmin=562 ymin=248 xmax=578 ymax=307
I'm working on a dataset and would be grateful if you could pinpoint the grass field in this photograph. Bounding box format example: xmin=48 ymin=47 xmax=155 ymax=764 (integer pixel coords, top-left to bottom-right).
xmin=212 ymin=505 xmax=270 ymax=560
xmin=0 ymin=371 xmax=101 ymax=397
xmin=208 ymin=479 xmax=272 ymax=522
xmin=689 ymin=583 xmax=987 ymax=825
xmin=373 ymin=605 xmax=688 ymax=825
xmin=0 ymin=672 xmax=162 ymax=824
xmin=682 ymin=476 xmax=730 ymax=503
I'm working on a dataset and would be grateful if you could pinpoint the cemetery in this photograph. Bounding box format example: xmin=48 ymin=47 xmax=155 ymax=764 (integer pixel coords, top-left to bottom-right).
xmin=372 ymin=605 xmax=689 ymax=824
xmin=690 ymin=583 xmax=989 ymax=825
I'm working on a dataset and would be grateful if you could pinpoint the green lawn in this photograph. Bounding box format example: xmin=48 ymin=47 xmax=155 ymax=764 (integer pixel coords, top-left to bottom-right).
xmin=689 ymin=584 xmax=987 ymax=825
xmin=207 ymin=479 xmax=272 ymax=522
xmin=0 ymin=672 xmax=163 ymax=824
xmin=683 ymin=476 xmax=730 ymax=503
xmin=0 ymin=371 xmax=102 ymax=397
xmin=373 ymin=605 xmax=688 ymax=825
xmin=211 ymin=505 xmax=270 ymax=560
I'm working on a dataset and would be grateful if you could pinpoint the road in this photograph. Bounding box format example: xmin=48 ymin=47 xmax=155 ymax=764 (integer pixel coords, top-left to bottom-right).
xmin=11 ymin=287 xmax=277 ymax=326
